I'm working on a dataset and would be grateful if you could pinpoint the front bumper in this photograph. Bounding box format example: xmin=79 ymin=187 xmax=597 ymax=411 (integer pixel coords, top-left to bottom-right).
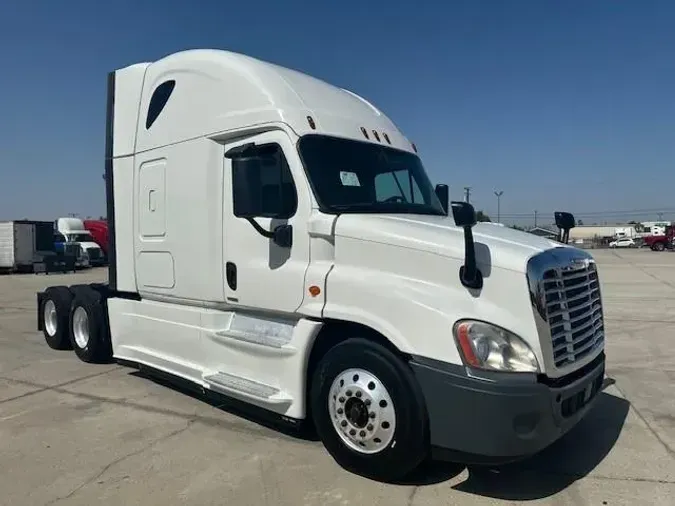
xmin=410 ymin=351 xmax=605 ymax=464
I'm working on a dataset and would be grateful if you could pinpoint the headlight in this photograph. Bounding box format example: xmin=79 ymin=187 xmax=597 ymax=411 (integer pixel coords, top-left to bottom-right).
xmin=453 ymin=320 xmax=539 ymax=373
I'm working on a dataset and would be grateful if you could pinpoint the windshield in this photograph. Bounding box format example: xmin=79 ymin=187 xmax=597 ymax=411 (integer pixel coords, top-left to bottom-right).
xmin=67 ymin=233 xmax=93 ymax=242
xmin=298 ymin=135 xmax=445 ymax=216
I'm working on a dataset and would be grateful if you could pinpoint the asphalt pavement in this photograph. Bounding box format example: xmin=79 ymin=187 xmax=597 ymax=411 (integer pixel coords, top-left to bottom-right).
xmin=1 ymin=248 xmax=673 ymax=505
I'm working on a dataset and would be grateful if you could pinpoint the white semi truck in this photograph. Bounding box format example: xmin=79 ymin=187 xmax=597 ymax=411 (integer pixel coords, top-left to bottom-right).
xmin=55 ymin=217 xmax=105 ymax=266
xmin=36 ymin=49 xmax=605 ymax=481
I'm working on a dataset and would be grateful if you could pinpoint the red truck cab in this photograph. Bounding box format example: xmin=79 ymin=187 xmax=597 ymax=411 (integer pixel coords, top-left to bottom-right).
xmin=643 ymin=225 xmax=674 ymax=251
xmin=82 ymin=220 xmax=109 ymax=258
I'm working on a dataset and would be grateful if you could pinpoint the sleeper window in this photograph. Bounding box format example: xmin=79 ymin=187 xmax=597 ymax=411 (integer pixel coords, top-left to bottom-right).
xmin=146 ymin=80 xmax=176 ymax=129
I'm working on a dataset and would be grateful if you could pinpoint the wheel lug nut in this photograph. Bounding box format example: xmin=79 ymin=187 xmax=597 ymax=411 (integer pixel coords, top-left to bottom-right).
xmin=337 ymin=408 xmax=343 ymax=415
xmin=367 ymin=424 xmax=373 ymax=431
xmin=365 ymin=399 xmax=371 ymax=406
xmin=355 ymin=391 xmax=362 ymax=398
xmin=339 ymin=397 xmax=345 ymax=403
xmin=359 ymin=430 xmax=366 ymax=437
xmin=346 ymin=390 xmax=353 ymax=397
xmin=369 ymin=412 xmax=376 ymax=418
xmin=349 ymin=429 xmax=356 ymax=436
xmin=341 ymin=420 xmax=347 ymax=427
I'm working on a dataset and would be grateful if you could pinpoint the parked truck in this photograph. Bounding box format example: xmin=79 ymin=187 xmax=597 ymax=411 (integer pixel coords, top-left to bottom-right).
xmin=0 ymin=220 xmax=55 ymax=272
xmin=83 ymin=219 xmax=109 ymax=259
xmin=36 ymin=49 xmax=606 ymax=481
xmin=642 ymin=225 xmax=674 ymax=251
xmin=55 ymin=217 xmax=105 ymax=266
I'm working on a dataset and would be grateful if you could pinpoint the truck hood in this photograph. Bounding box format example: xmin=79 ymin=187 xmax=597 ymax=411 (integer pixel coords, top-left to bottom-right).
xmin=334 ymin=214 xmax=565 ymax=273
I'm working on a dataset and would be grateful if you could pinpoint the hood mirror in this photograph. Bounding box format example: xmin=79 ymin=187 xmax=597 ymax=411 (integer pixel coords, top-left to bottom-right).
xmin=554 ymin=211 xmax=575 ymax=244
xmin=451 ymin=200 xmax=477 ymax=227
xmin=451 ymin=201 xmax=483 ymax=290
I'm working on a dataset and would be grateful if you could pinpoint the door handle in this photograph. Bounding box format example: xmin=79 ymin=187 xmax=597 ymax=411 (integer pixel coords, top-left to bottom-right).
xmin=226 ymin=262 xmax=237 ymax=291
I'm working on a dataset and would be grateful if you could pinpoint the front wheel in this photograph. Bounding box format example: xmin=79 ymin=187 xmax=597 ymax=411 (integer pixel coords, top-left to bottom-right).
xmin=310 ymin=338 xmax=430 ymax=482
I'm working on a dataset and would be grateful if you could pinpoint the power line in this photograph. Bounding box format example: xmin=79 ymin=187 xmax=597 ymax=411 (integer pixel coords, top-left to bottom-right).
xmin=497 ymin=207 xmax=675 ymax=218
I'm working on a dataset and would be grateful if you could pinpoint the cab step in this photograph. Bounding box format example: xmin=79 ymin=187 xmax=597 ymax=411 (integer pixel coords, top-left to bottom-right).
xmin=203 ymin=372 xmax=292 ymax=405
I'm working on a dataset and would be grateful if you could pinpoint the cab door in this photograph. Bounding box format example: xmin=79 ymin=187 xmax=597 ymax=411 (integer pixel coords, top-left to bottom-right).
xmin=222 ymin=130 xmax=311 ymax=313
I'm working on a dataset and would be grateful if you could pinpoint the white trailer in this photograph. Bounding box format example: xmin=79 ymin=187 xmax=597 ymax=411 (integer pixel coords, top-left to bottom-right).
xmin=36 ymin=49 xmax=606 ymax=481
xmin=0 ymin=220 xmax=54 ymax=272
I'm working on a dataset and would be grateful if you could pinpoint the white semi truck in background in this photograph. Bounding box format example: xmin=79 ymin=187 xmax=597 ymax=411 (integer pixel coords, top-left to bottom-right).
xmin=36 ymin=49 xmax=606 ymax=481
xmin=55 ymin=217 xmax=105 ymax=267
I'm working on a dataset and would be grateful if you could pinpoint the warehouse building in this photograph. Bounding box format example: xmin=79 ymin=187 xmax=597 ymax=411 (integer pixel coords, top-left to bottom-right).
xmin=568 ymin=225 xmax=637 ymax=240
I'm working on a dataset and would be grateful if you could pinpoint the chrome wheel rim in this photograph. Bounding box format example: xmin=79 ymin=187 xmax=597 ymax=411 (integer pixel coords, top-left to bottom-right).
xmin=72 ymin=306 xmax=90 ymax=349
xmin=328 ymin=368 xmax=396 ymax=454
xmin=44 ymin=300 xmax=58 ymax=337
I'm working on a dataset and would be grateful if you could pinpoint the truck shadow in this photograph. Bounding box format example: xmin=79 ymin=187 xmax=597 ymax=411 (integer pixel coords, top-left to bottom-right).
xmin=131 ymin=368 xmax=628 ymax=500
xmin=129 ymin=368 xmax=321 ymax=443
xmin=397 ymin=378 xmax=630 ymax=500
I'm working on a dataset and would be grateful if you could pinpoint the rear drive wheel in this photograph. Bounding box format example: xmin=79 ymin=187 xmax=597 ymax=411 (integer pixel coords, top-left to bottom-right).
xmin=41 ymin=286 xmax=73 ymax=350
xmin=69 ymin=288 xmax=112 ymax=363
xmin=310 ymin=338 xmax=429 ymax=482
xmin=653 ymin=242 xmax=666 ymax=252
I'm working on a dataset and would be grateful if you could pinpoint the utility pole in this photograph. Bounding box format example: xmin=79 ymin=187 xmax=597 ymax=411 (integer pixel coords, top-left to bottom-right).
xmin=534 ymin=210 xmax=538 ymax=228
xmin=463 ymin=187 xmax=471 ymax=203
xmin=494 ymin=191 xmax=503 ymax=223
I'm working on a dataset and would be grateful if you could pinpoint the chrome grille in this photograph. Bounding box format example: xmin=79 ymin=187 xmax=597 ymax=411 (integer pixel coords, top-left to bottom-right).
xmin=527 ymin=248 xmax=605 ymax=370
xmin=543 ymin=262 xmax=604 ymax=367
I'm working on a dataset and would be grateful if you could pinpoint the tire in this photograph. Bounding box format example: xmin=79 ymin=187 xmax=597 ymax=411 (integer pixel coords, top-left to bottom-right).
xmin=68 ymin=287 xmax=112 ymax=363
xmin=41 ymin=286 xmax=74 ymax=350
xmin=654 ymin=242 xmax=665 ymax=252
xmin=310 ymin=338 xmax=429 ymax=482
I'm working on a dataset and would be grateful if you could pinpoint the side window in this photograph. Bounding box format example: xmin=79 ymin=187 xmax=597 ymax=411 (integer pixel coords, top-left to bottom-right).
xmin=231 ymin=143 xmax=298 ymax=219
xmin=375 ymin=169 xmax=423 ymax=203
xmin=145 ymin=80 xmax=176 ymax=129
xmin=54 ymin=232 xmax=66 ymax=243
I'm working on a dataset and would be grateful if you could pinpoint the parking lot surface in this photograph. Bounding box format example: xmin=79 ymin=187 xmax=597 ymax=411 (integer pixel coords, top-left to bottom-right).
xmin=1 ymin=249 xmax=674 ymax=505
